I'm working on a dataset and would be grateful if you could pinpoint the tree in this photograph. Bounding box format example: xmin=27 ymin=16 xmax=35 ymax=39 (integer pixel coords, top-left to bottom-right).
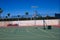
xmin=6 ymin=16 xmax=8 ymax=18
xmin=7 ymin=13 xmax=10 ymax=17
xmin=7 ymin=13 xmax=10 ymax=21
xmin=0 ymin=8 xmax=3 ymax=18
xmin=46 ymin=15 xmax=50 ymax=19
xmin=25 ymin=12 xmax=29 ymax=19
xmin=17 ymin=15 xmax=20 ymax=20
xmin=25 ymin=12 xmax=29 ymax=15
xmin=17 ymin=15 xmax=20 ymax=17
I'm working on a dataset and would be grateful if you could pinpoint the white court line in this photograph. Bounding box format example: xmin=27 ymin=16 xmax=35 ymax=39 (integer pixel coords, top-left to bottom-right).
xmin=49 ymin=31 xmax=60 ymax=35
xmin=37 ymin=28 xmax=60 ymax=40
xmin=38 ymin=28 xmax=57 ymax=38
xmin=0 ymin=28 xmax=59 ymax=40
xmin=25 ymin=28 xmax=52 ymax=38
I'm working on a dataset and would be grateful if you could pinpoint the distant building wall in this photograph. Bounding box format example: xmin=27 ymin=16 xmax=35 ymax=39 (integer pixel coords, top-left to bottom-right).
xmin=0 ymin=19 xmax=60 ymax=27
xmin=55 ymin=14 xmax=60 ymax=19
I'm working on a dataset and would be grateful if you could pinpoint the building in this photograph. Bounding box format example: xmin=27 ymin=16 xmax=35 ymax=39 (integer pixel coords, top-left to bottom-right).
xmin=55 ymin=13 xmax=60 ymax=19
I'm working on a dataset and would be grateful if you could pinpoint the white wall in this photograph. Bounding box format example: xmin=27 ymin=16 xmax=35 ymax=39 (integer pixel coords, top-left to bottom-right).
xmin=0 ymin=19 xmax=60 ymax=27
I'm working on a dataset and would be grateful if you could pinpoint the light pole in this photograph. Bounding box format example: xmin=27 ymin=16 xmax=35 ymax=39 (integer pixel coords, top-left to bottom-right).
xmin=32 ymin=6 xmax=38 ymax=27
xmin=43 ymin=18 xmax=46 ymax=29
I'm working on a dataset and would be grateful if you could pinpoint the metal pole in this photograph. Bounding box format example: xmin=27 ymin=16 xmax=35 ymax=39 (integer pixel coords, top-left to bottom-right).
xmin=34 ymin=16 xmax=36 ymax=27
xmin=31 ymin=6 xmax=38 ymax=27
xmin=43 ymin=19 xmax=46 ymax=29
xmin=34 ymin=10 xmax=37 ymax=27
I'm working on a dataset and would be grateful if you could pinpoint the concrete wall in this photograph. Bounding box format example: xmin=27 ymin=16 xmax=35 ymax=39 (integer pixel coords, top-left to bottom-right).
xmin=0 ymin=19 xmax=60 ymax=27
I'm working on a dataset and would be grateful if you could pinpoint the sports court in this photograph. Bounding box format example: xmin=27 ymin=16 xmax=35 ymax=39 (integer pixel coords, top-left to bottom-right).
xmin=0 ymin=26 xmax=60 ymax=40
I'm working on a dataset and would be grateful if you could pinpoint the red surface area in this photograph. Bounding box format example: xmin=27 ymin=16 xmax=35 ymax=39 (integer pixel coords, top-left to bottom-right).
xmin=7 ymin=24 xmax=18 ymax=26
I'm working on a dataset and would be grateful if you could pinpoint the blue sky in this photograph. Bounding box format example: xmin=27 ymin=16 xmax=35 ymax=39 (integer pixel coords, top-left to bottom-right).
xmin=0 ymin=0 xmax=60 ymax=17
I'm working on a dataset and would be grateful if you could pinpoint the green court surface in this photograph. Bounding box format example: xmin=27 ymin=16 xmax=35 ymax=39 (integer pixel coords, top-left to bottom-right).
xmin=0 ymin=26 xmax=60 ymax=40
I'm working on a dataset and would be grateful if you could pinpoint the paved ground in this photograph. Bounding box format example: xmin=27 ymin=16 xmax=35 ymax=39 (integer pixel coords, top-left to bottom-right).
xmin=0 ymin=26 xmax=60 ymax=40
